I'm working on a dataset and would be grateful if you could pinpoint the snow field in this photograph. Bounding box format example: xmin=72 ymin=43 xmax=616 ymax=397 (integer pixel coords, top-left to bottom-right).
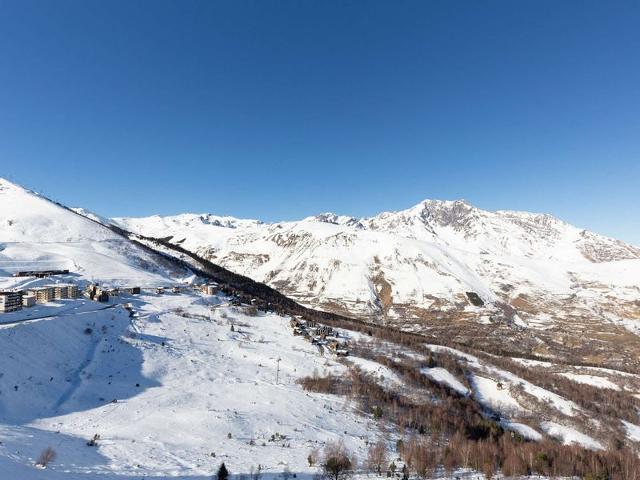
xmin=540 ymin=422 xmax=604 ymax=450
xmin=420 ymin=368 xmax=469 ymax=395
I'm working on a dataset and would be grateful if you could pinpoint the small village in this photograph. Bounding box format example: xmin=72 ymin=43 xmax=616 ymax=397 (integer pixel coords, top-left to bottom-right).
xmin=0 ymin=268 xmax=198 ymax=314
xmin=289 ymin=317 xmax=350 ymax=357
xmin=0 ymin=268 xmax=144 ymax=315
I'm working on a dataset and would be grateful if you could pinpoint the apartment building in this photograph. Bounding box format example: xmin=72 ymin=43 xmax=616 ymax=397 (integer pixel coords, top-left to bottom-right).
xmin=0 ymin=291 xmax=23 ymax=313
xmin=29 ymin=286 xmax=55 ymax=304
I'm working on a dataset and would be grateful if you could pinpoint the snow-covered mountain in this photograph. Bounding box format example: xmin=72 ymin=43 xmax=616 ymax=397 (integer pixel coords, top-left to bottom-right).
xmin=113 ymin=200 xmax=640 ymax=348
xmin=0 ymin=178 xmax=190 ymax=287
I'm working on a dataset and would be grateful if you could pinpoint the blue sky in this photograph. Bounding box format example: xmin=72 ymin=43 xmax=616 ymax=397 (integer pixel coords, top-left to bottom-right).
xmin=1 ymin=1 xmax=639 ymax=245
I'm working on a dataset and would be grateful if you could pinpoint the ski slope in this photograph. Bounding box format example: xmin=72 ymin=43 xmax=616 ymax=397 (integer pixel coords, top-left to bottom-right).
xmin=0 ymin=291 xmax=381 ymax=478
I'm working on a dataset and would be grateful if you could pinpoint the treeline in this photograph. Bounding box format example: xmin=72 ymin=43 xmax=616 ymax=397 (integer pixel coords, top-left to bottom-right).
xmin=399 ymin=433 xmax=640 ymax=479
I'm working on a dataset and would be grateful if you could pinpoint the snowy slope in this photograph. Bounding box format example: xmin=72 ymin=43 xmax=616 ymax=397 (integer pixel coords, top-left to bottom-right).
xmin=421 ymin=367 xmax=469 ymax=395
xmin=0 ymin=291 xmax=381 ymax=478
xmin=0 ymin=178 xmax=189 ymax=288
xmin=1 ymin=291 xmax=623 ymax=477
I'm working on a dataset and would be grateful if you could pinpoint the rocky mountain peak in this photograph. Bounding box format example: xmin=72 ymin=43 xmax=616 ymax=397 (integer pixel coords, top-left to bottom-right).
xmin=310 ymin=212 xmax=362 ymax=228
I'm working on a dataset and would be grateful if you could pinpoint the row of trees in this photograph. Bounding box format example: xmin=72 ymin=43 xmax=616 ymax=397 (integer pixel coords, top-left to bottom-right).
xmin=212 ymin=443 xmax=356 ymax=480
xmin=214 ymin=431 xmax=640 ymax=480
xmin=398 ymin=432 xmax=640 ymax=479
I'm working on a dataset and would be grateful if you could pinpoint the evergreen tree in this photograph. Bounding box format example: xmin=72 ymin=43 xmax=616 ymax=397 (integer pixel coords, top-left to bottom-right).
xmin=217 ymin=462 xmax=229 ymax=480
xmin=402 ymin=464 xmax=409 ymax=480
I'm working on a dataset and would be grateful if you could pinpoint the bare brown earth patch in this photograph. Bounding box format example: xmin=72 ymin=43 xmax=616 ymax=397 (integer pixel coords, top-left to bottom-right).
xmin=371 ymin=269 xmax=393 ymax=321
xmin=510 ymin=294 xmax=539 ymax=314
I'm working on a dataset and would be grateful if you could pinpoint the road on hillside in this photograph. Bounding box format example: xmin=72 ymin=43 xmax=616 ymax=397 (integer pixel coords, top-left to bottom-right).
xmin=0 ymin=303 xmax=118 ymax=327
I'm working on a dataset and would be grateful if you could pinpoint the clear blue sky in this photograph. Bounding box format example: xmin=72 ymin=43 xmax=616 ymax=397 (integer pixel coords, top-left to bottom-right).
xmin=1 ymin=1 xmax=638 ymax=245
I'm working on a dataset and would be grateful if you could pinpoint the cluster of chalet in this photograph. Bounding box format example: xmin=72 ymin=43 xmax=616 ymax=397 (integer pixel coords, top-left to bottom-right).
xmin=200 ymin=283 xmax=244 ymax=305
xmin=290 ymin=317 xmax=349 ymax=357
xmin=86 ymin=285 xmax=140 ymax=302
xmin=86 ymin=284 xmax=192 ymax=301
xmin=200 ymin=284 xmax=220 ymax=295
xmin=2 ymin=275 xmax=235 ymax=314
xmin=155 ymin=286 xmax=188 ymax=295
xmin=0 ymin=283 xmax=80 ymax=313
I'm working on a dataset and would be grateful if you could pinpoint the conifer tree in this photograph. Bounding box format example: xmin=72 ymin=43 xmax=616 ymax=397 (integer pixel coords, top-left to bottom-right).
xmin=217 ymin=462 xmax=229 ymax=480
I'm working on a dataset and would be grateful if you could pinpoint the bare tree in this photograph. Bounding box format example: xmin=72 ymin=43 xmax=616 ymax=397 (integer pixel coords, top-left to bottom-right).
xmin=322 ymin=441 xmax=353 ymax=480
xmin=366 ymin=440 xmax=388 ymax=475
xmin=35 ymin=447 xmax=56 ymax=468
xmin=308 ymin=447 xmax=319 ymax=466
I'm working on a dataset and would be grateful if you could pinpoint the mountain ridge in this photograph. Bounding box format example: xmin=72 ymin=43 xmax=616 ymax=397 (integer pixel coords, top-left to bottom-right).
xmin=114 ymin=197 xmax=639 ymax=254
xmin=0 ymin=177 xmax=191 ymax=285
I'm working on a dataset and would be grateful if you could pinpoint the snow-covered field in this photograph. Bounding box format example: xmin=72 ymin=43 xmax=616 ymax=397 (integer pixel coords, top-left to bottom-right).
xmin=420 ymin=367 xmax=468 ymax=395
xmin=540 ymin=422 xmax=604 ymax=451
xmin=346 ymin=356 xmax=403 ymax=388
xmin=0 ymin=291 xmax=382 ymax=478
xmin=558 ymin=373 xmax=621 ymax=391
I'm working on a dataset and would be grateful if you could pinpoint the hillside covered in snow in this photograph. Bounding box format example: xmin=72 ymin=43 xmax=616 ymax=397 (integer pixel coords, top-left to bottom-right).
xmin=0 ymin=291 xmax=383 ymax=478
xmin=0 ymin=179 xmax=191 ymax=289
